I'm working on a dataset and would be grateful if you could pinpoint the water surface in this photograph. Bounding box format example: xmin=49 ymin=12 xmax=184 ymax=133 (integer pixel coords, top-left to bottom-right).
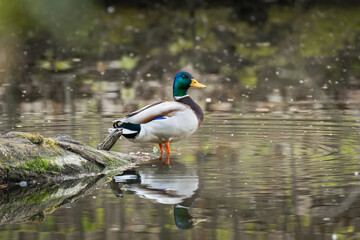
xmin=1 ymin=99 xmax=360 ymax=240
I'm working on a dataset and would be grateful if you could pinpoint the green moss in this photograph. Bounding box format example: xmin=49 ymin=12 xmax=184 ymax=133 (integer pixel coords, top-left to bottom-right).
xmin=24 ymin=157 xmax=61 ymax=174
xmin=103 ymin=155 xmax=127 ymax=171
xmin=23 ymin=189 xmax=51 ymax=204
xmin=16 ymin=132 xmax=44 ymax=145
xmin=81 ymin=161 xmax=101 ymax=173
xmin=103 ymin=158 xmax=118 ymax=169
xmin=25 ymin=158 xmax=49 ymax=173
xmin=43 ymin=138 xmax=61 ymax=153
xmin=15 ymin=132 xmax=61 ymax=152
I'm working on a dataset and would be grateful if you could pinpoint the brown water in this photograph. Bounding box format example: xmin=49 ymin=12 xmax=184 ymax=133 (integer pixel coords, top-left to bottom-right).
xmin=1 ymin=98 xmax=360 ymax=240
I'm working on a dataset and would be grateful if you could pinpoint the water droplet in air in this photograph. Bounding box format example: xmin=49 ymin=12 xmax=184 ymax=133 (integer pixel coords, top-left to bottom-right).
xmin=107 ymin=6 xmax=115 ymax=14
xmin=19 ymin=181 xmax=27 ymax=187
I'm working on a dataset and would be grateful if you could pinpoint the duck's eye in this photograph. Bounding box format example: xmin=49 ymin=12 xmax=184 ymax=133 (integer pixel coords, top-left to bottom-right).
xmin=182 ymin=75 xmax=186 ymax=79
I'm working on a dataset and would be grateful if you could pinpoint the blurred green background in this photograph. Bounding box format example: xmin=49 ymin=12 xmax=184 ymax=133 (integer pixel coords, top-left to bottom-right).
xmin=0 ymin=0 xmax=360 ymax=107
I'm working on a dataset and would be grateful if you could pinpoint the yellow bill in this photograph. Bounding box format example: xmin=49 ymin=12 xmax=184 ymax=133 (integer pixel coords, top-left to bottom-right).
xmin=190 ymin=78 xmax=206 ymax=88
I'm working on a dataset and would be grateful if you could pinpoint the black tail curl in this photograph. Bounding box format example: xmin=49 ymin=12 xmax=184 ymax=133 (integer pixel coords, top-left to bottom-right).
xmin=113 ymin=121 xmax=122 ymax=128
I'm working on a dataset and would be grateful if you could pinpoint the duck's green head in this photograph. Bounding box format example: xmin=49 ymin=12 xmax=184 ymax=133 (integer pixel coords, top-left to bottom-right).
xmin=173 ymin=71 xmax=206 ymax=98
xmin=174 ymin=205 xmax=195 ymax=230
xmin=174 ymin=205 xmax=207 ymax=230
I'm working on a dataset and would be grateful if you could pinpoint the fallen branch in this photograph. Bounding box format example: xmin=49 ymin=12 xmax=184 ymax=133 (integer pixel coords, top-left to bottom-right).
xmin=96 ymin=129 xmax=122 ymax=151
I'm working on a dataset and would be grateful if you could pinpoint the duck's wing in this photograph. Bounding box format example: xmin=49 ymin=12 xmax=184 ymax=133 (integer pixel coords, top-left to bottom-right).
xmin=113 ymin=101 xmax=188 ymax=124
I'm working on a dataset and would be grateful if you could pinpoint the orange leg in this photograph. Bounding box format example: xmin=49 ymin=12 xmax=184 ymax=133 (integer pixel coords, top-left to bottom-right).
xmin=158 ymin=143 xmax=164 ymax=154
xmin=164 ymin=154 xmax=170 ymax=165
xmin=165 ymin=142 xmax=171 ymax=154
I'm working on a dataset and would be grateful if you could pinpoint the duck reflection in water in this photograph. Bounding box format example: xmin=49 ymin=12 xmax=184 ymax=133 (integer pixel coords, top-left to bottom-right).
xmin=109 ymin=160 xmax=206 ymax=229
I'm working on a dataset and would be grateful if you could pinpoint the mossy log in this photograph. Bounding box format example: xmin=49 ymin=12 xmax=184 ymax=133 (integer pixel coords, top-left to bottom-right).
xmin=0 ymin=131 xmax=153 ymax=183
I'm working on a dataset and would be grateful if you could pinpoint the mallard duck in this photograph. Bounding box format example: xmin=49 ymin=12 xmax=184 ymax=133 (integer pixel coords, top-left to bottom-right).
xmin=112 ymin=71 xmax=206 ymax=154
